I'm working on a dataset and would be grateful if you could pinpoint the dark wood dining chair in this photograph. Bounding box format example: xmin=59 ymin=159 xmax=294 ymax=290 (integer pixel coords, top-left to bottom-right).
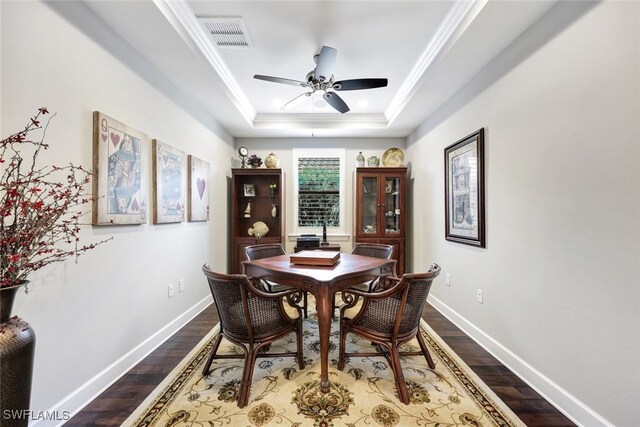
xmin=244 ymin=243 xmax=308 ymax=317
xmin=331 ymin=243 xmax=396 ymax=316
xmin=337 ymin=264 xmax=441 ymax=405
xmin=201 ymin=265 xmax=304 ymax=408
xmin=351 ymin=242 xmax=395 ymax=260
xmin=350 ymin=243 xmax=396 ymax=291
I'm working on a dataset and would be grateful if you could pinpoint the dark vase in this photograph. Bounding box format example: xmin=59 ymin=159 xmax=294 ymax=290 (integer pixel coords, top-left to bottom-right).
xmin=0 ymin=282 xmax=35 ymax=427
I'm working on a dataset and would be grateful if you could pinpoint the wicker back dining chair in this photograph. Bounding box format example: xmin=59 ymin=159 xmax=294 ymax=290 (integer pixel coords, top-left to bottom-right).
xmin=244 ymin=243 xmax=308 ymax=318
xmin=337 ymin=264 xmax=441 ymax=405
xmin=350 ymin=242 xmax=395 ymax=260
xmin=350 ymin=243 xmax=396 ymax=291
xmin=244 ymin=243 xmax=286 ymax=263
xmin=201 ymin=265 xmax=304 ymax=408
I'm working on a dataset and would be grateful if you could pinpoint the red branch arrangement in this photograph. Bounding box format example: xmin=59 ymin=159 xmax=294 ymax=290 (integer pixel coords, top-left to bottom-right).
xmin=0 ymin=108 xmax=111 ymax=289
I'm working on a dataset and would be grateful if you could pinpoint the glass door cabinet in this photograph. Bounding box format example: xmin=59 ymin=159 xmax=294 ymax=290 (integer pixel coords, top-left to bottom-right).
xmin=354 ymin=167 xmax=407 ymax=275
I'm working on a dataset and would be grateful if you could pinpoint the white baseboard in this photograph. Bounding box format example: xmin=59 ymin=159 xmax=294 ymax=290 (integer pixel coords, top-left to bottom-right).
xmin=30 ymin=295 xmax=213 ymax=427
xmin=427 ymin=295 xmax=614 ymax=427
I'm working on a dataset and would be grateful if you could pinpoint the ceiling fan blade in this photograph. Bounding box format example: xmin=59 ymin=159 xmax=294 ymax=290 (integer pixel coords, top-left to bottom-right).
xmin=281 ymin=92 xmax=312 ymax=110
xmin=333 ymin=78 xmax=388 ymax=91
xmin=314 ymin=46 xmax=337 ymax=83
xmin=254 ymin=75 xmax=309 ymax=87
xmin=323 ymin=92 xmax=350 ymax=114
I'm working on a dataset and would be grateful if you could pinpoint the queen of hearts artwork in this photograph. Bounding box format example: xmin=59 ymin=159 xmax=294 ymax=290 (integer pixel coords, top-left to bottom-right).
xmin=93 ymin=111 xmax=147 ymax=225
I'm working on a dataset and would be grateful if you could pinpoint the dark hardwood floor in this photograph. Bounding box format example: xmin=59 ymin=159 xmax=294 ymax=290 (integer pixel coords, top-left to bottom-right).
xmin=421 ymin=309 xmax=575 ymax=427
xmin=67 ymin=303 xmax=575 ymax=426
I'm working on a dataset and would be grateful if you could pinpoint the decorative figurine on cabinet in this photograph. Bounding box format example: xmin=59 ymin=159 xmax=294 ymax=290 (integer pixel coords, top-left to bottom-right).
xmin=248 ymin=221 xmax=269 ymax=238
xmin=238 ymin=146 xmax=248 ymax=168
xmin=265 ymin=153 xmax=279 ymax=168
xmin=247 ymin=154 xmax=263 ymax=168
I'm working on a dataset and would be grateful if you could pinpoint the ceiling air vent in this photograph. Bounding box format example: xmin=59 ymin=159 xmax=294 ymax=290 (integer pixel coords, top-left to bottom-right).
xmin=198 ymin=17 xmax=253 ymax=48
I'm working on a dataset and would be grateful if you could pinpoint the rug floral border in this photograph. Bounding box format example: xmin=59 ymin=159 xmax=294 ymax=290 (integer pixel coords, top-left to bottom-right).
xmin=420 ymin=327 xmax=518 ymax=426
xmin=127 ymin=322 xmax=523 ymax=427
xmin=132 ymin=327 xmax=219 ymax=427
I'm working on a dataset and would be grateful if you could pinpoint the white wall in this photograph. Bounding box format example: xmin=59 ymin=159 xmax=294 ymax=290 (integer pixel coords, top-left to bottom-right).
xmin=4 ymin=1 xmax=638 ymax=425
xmin=407 ymin=2 xmax=639 ymax=426
xmin=1 ymin=1 xmax=233 ymax=423
xmin=235 ymin=137 xmax=406 ymax=253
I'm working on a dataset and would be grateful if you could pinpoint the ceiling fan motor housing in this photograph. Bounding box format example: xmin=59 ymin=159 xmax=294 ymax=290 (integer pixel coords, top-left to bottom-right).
xmin=306 ymin=70 xmax=335 ymax=92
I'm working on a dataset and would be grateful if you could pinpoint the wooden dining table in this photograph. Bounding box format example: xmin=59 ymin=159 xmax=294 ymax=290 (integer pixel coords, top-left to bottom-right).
xmin=242 ymin=252 xmax=396 ymax=393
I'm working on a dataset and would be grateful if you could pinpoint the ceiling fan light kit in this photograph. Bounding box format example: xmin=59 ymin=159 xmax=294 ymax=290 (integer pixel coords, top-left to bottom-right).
xmin=254 ymin=45 xmax=388 ymax=114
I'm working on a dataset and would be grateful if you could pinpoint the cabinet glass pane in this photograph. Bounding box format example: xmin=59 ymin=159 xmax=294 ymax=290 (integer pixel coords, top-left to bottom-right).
xmin=361 ymin=176 xmax=378 ymax=234
xmin=384 ymin=177 xmax=401 ymax=235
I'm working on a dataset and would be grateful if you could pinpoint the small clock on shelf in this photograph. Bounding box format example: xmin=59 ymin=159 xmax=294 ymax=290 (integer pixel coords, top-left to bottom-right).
xmin=238 ymin=146 xmax=249 ymax=168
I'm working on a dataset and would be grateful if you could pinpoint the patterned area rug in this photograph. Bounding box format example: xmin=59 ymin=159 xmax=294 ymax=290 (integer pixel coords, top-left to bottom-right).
xmin=124 ymin=302 xmax=524 ymax=427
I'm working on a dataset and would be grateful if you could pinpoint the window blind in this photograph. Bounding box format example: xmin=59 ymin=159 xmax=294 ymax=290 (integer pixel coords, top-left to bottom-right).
xmin=297 ymin=157 xmax=340 ymax=227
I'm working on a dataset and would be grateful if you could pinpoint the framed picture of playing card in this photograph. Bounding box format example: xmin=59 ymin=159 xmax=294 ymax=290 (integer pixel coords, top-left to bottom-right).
xmin=152 ymin=140 xmax=186 ymax=224
xmin=92 ymin=111 xmax=148 ymax=225
xmin=187 ymin=155 xmax=210 ymax=222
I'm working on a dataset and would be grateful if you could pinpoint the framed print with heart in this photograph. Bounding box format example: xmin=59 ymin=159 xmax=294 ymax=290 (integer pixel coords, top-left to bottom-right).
xmin=152 ymin=140 xmax=186 ymax=224
xmin=187 ymin=155 xmax=210 ymax=222
xmin=92 ymin=111 xmax=147 ymax=225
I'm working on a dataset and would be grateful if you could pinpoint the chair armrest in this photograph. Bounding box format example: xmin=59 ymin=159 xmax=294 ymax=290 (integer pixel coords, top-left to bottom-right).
xmin=246 ymin=278 xmax=303 ymax=322
xmin=246 ymin=277 xmax=302 ymax=300
xmin=342 ymin=276 xmax=405 ymax=301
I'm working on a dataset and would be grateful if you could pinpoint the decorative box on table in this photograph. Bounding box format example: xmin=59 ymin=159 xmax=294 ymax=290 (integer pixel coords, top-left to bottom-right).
xmin=290 ymin=250 xmax=340 ymax=266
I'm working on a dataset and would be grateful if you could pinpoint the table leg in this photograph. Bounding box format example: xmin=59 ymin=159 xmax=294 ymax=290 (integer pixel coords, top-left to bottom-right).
xmin=315 ymin=286 xmax=332 ymax=393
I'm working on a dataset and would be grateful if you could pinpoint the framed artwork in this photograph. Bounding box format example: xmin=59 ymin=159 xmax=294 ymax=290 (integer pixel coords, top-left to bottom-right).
xmin=152 ymin=139 xmax=186 ymax=224
xmin=244 ymin=184 xmax=255 ymax=197
xmin=187 ymin=155 xmax=210 ymax=222
xmin=444 ymin=128 xmax=485 ymax=247
xmin=92 ymin=111 xmax=147 ymax=225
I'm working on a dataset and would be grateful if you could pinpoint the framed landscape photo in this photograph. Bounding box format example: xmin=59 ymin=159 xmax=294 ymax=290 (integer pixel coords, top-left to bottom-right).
xmin=187 ymin=155 xmax=210 ymax=222
xmin=244 ymin=184 xmax=255 ymax=197
xmin=92 ymin=111 xmax=147 ymax=225
xmin=444 ymin=128 xmax=485 ymax=247
xmin=152 ymin=139 xmax=186 ymax=224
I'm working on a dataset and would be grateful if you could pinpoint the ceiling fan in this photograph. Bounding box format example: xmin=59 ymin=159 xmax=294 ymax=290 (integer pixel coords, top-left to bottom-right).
xmin=254 ymin=46 xmax=388 ymax=114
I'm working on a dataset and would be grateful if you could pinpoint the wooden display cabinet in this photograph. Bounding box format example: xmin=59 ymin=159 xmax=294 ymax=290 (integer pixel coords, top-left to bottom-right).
xmin=231 ymin=168 xmax=285 ymax=273
xmin=354 ymin=167 xmax=407 ymax=275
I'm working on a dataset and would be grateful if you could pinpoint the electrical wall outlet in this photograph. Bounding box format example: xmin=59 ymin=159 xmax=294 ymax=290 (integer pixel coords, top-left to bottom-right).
xmin=476 ymin=289 xmax=483 ymax=304
xmin=168 ymin=284 xmax=174 ymax=298
xmin=179 ymin=279 xmax=185 ymax=293
xmin=445 ymin=273 xmax=451 ymax=286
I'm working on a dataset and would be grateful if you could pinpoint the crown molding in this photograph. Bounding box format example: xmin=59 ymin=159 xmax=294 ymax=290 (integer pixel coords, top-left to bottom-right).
xmin=385 ymin=0 xmax=488 ymax=125
xmin=154 ymin=0 xmax=487 ymax=132
xmin=153 ymin=0 xmax=256 ymax=125
xmin=253 ymin=113 xmax=388 ymax=130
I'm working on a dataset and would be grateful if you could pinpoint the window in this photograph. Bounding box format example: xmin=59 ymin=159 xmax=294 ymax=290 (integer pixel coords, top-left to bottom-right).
xmin=298 ymin=157 xmax=340 ymax=226
xmin=292 ymin=149 xmax=345 ymax=235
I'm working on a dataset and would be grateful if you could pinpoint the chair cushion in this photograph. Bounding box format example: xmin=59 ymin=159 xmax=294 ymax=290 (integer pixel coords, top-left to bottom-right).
xmin=349 ymin=282 xmax=371 ymax=292
xmin=342 ymin=299 xmax=364 ymax=319
xmin=283 ymin=301 xmax=300 ymax=319
xmin=268 ymin=283 xmax=302 ymax=319
xmin=270 ymin=283 xmax=294 ymax=292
